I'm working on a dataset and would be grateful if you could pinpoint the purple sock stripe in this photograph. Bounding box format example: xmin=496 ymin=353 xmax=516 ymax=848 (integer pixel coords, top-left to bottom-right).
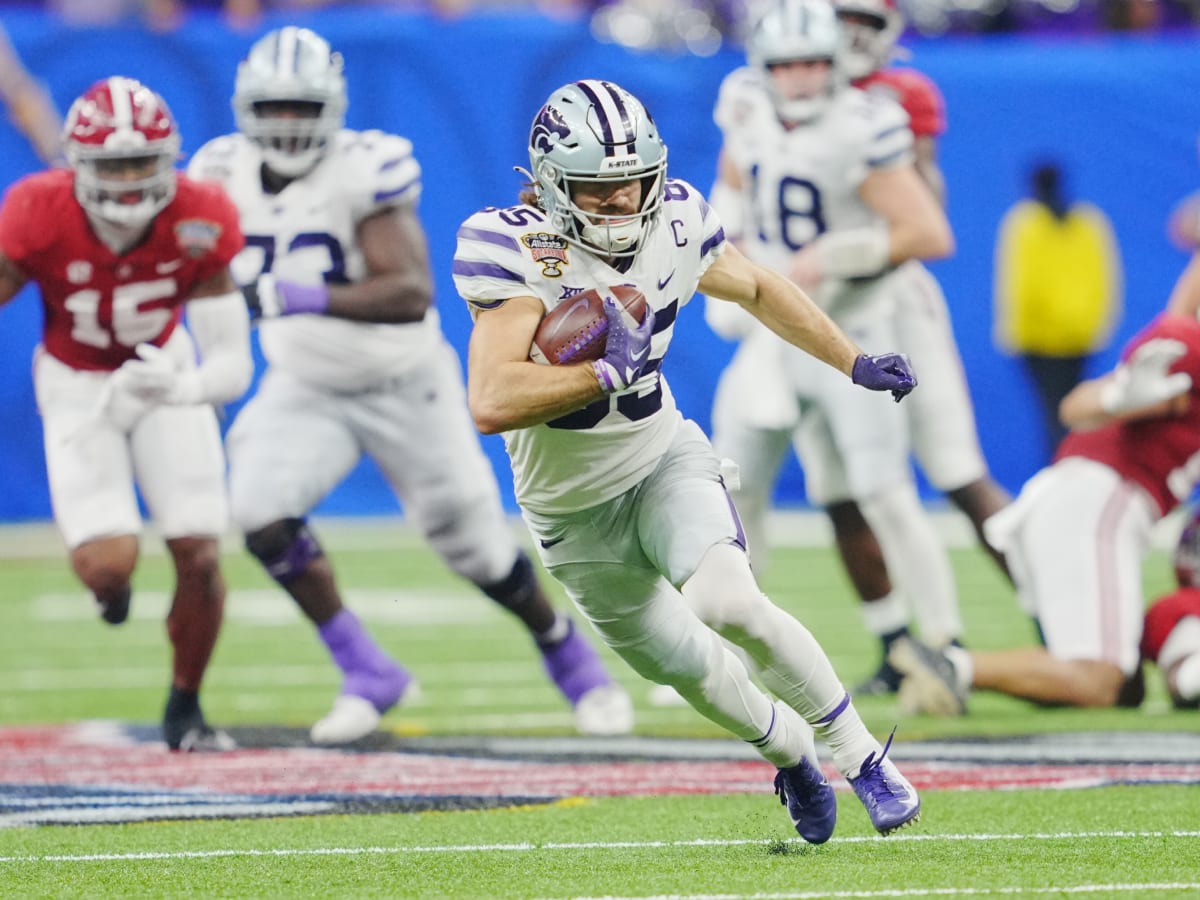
xmin=815 ymin=692 xmax=851 ymax=726
xmin=748 ymin=702 xmax=777 ymax=746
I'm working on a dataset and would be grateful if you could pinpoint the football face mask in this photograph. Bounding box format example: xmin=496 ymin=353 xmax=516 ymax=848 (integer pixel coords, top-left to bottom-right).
xmin=527 ymin=79 xmax=667 ymax=259
xmin=64 ymin=76 xmax=181 ymax=229
xmin=233 ymin=26 xmax=347 ymax=178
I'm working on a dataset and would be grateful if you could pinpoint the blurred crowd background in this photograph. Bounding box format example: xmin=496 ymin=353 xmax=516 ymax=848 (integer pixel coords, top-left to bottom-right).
xmin=11 ymin=0 xmax=1200 ymax=44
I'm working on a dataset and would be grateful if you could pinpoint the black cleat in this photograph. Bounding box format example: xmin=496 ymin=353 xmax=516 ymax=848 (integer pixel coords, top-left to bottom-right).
xmin=96 ymin=587 xmax=131 ymax=625
xmin=853 ymin=659 xmax=903 ymax=697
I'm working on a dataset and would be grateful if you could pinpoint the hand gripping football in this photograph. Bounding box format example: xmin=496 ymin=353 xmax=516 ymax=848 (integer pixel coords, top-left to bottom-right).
xmin=530 ymin=285 xmax=648 ymax=365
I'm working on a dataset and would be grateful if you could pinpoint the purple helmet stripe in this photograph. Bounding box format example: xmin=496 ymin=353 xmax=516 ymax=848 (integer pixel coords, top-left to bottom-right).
xmin=575 ymin=80 xmax=617 ymax=156
xmin=578 ymin=79 xmax=638 ymax=159
xmin=599 ymin=81 xmax=636 ymax=152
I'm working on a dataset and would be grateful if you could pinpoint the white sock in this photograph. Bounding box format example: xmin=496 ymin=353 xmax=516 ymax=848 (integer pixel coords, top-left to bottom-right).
xmin=752 ymin=700 xmax=820 ymax=769
xmin=860 ymin=592 xmax=909 ymax=637
xmin=810 ymin=694 xmax=882 ymax=778
xmin=860 ymin=483 xmax=963 ymax=646
xmin=944 ymin=644 xmax=974 ymax=693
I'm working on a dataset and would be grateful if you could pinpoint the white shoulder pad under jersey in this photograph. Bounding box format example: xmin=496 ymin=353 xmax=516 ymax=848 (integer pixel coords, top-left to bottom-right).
xmin=453 ymin=178 xmax=726 ymax=515
xmin=190 ymin=129 xmax=436 ymax=391
xmin=714 ymin=66 xmax=778 ymax=145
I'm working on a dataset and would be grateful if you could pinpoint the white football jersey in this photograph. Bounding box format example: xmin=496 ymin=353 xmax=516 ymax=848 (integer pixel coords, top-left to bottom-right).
xmin=453 ymin=179 xmax=724 ymax=515
xmin=187 ymin=129 xmax=441 ymax=390
xmin=714 ymin=66 xmax=913 ymax=319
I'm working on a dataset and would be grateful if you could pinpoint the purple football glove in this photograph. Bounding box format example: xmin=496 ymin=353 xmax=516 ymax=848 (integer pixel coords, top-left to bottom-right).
xmin=592 ymin=297 xmax=655 ymax=394
xmin=242 ymin=274 xmax=330 ymax=320
xmin=851 ymin=352 xmax=918 ymax=403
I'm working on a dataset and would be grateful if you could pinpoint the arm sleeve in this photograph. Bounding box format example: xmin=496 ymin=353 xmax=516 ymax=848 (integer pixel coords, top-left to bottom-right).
xmin=182 ymin=290 xmax=253 ymax=405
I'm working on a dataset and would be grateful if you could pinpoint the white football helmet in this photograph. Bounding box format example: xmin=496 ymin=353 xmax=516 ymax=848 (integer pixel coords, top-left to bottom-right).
xmin=527 ymin=79 xmax=668 ymax=258
xmin=835 ymin=0 xmax=904 ymax=81
xmin=233 ymin=26 xmax=347 ymax=178
xmin=64 ymin=76 xmax=181 ymax=229
xmin=746 ymin=0 xmax=844 ymax=123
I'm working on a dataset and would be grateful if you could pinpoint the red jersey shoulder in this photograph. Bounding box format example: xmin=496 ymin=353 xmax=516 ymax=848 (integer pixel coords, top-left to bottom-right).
xmin=858 ymin=68 xmax=945 ymax=137
xmin=1125 ymin=313 xmax=1200 ymax=385
xmin=164 ymin=175 xmax=244 ymax=267
xmin=0 ymin=169 xmax=77 ymax=263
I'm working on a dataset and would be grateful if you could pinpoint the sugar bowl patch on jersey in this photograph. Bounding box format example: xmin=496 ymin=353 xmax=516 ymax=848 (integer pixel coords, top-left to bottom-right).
xmin=520 ymin=232 xmax=570 ymax=278
xmin=174 ymin=218 xmax=223 ymax=258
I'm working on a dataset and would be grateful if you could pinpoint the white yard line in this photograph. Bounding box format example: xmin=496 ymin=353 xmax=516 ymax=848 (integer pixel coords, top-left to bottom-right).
xmin=2 ymin=830 xmax=1198 ymax=865
xmin=568 ymin=886 xmax=1200 ymax=899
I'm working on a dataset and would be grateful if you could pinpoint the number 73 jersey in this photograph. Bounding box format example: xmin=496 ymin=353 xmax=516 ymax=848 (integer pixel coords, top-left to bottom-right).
xmin=0 ymin=168 xmax=242 ymax=371
xmin=187 ymin=129 xmax=433 ymax=390
xmin=452 ymin=178 xmax=725 ymax=515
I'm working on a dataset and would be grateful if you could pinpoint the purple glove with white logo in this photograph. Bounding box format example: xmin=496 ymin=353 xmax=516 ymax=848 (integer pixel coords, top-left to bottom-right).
xmin=851 ymin=352 xmax=918 ymax=403
xmin=592 ymin=297 xmax=655 ymax=394
xmin=242 ymin=274 xmax=330 ymax=320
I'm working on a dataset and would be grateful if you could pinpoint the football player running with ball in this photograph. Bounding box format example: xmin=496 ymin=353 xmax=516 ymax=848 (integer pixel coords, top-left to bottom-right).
xmin=0 ymin=77 xmax=254 ymax=751
xmin=453 ymin=77 xmax=922 ymax=843
xmin=188 ymin=27 xmax=633 ymax=745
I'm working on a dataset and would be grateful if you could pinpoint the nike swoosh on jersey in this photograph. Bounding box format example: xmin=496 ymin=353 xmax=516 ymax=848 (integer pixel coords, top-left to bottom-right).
xmin=156 ymin=259 xmax=184 ymax=274
xmin=539 ymin=537 xmax=565 ymax=549
xmin=657 ymin=271 xmax=675 ymax=290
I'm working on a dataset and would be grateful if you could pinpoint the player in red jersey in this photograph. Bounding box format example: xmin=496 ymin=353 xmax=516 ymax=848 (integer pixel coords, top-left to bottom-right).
xmin=889 ymin=255 xmax=1200 ymax=713
xmin=0 ymin=77 xmax=253 ymax=750
xmin=1142 ymin=509 xmax=1200 ymax=710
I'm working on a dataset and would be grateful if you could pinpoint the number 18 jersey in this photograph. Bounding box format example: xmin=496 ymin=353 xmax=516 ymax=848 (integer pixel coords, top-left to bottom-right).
xmin=715 ymin=66 xmax=912 ymax=319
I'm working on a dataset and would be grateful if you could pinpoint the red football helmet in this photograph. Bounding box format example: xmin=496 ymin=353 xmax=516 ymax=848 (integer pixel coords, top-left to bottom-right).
xmin=1174 ymin=507 xmax=1200 ymax=587
xmin=834 ymin=0 xmax=904 ymax=81
xmin=63 ymin=76 xmax=181 ymax=228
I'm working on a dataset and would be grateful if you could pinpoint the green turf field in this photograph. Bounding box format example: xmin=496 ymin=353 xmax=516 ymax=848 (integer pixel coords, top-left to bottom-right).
xmin=1 ymin=519 xmax=1198 ymax=898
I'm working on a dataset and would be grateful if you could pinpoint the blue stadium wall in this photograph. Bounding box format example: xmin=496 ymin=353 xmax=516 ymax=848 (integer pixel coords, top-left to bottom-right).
xmin=1 ymin=9 xmax=1198 ymax=520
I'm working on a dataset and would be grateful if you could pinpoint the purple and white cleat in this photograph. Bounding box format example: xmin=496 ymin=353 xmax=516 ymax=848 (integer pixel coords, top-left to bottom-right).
xmin=774 ymin=757 xmax=838 ymax=844
xmin=847 ymin=730 xmax=921 ymax=835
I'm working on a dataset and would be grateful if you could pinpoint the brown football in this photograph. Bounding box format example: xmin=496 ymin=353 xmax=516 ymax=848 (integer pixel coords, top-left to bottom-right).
xmin=530 ymin=284 xmax=648 ymax=365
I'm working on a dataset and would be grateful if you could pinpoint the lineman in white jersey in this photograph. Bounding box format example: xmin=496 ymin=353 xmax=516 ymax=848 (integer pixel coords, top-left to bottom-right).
xmin=188 ymin=27 xmax=633 ymax=745
xmin=704 ymin=0 xmax=966 ymax=674
xmin=454 ymin=77 xmax=922 ymax=843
